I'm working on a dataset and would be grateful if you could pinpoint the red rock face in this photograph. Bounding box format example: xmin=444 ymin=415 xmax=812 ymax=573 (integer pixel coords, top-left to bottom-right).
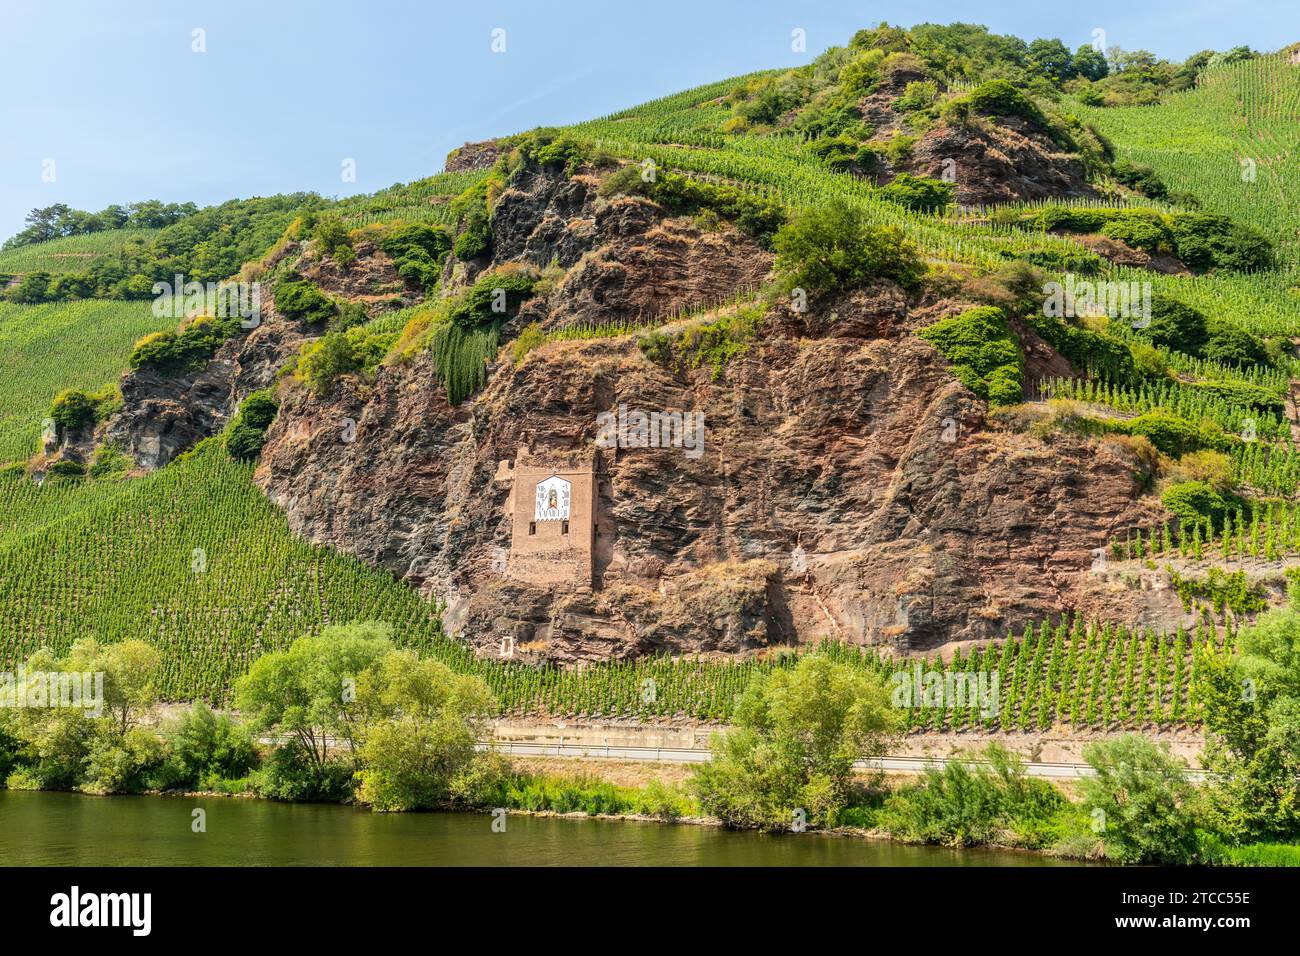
xmin=254 ymin=273 xmax=1163 ymax=663
xmin=905 ymin=117 xmax=1096 ymax=206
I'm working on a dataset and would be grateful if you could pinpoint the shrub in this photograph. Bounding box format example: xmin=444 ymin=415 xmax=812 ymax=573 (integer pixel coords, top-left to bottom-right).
xmin=88 ymin=444 xmax=131 ymax=480
xmin=380 ymin=223 xmax=451 ymax=290
xmin=879 ymin=174 xmax=955 ymax=213
xmin=773 ymin=200 xmax=925 ymax=298
xmin=951 ymin=79 xmax=1049 ymax=128
xmin=1122 ymin=412 xmax=1229 ymax=457
xmin=690 ymin=654 xmax=901 ymax=830
xmin=1143 ymin=297 xmax=1207 ymax=355
xmin=883 ymin=744 xmax=1067 ymax=848
xmin=1204 ymin=322 xmax=1267 ymax=367
xmin=313 ymin=215 xmax=355 ymax=265
xmin=274 ymin=280 xmax=335 ymax=324
xmin=225 ymin=389 xmax=279 ymax=461
xmin=45 ymin=459 xmax=86 ymax=479
xmin=509 ymin=322 xmax=545 ymax=365
xmin=128 ymin=315 xmax=241 ymax=374
xmin=643 ymin=170 xmax=786 ymax=246
xmin=917 ymin=306 xmax=1023 ymax=406
xmin=48 ymin=389 xmax=97 ymax=433
xmin=1069 ymin=735 xmax=1198 ymax=864
xmin=1100 ymin=213 xmax=1170 ymax=252
xmin=1112 ymin=160 xmax=1168 ymax=199
xmin=893 ymin=80 xmax=939 ymax=111
xmin=1161 ymin=479 xmax=1228 ymax=528
xmin=1170 ymin=213 xmax=1274 ymax=273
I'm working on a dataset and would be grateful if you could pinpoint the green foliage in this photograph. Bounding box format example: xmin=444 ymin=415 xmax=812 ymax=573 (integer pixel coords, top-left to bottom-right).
xmin=157 ymin=701 xmax=257 ymax=790
xmin=48 ymin=388 xmax=97 ymax=433
xmin=878 ymin=174 xmax=955 ymax=213
xmin=236 ymin=623 xmax=395 ymax=791
xmin=882 ymin=744 xmax=1067 ymax=848
xmin=1197 ymin=608 xmax=1300 ymax=843
xmin=773 ymin=201 xmax=924 ymax=298
xmin=273 ymin=279 xmax=335 ymax=325
xmin=225 ymin=389 xmax=279 ymax=461
xmin=1121 ymin=413 xmax=1231 ymax=458
xmin=379 ymin=222 xmax=451 ymax=290
xmin=690 ymin=654 xmax=901 ymax=830
xmin=1071 ymin=735 xmax=1198 ymax=864
xmin=640 ymin=306 xmax=765 ymax=381
xmin=639 ymin=170 xmax=786 ymax=246
xmin=353 ymin=651 xmax=496 ymax=811
xmin=509 ymin=322 xmax=545 ymax=365
xmin=313 ymin=215 xmax=355 ymax=265
xmin=128 ymin=314 xmax=242 ymax=375
xmin=917 ymin=306 xmax=1023 ymax=405
xmin=949 ymin=79 xmax=1050 ymax=129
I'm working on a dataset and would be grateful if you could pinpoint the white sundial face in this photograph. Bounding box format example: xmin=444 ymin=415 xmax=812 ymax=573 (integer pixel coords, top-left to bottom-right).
xmin=534 ymin=476 xmax=571 ymax=521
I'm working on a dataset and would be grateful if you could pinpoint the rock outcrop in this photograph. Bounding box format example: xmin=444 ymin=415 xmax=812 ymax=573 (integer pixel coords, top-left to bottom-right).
xmin=255 ymin=275 xmax=1160 ymax=662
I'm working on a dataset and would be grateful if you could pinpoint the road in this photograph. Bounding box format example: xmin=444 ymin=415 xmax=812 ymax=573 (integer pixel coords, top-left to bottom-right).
xmin=489 ymin=741 xmax=1211 ymax=781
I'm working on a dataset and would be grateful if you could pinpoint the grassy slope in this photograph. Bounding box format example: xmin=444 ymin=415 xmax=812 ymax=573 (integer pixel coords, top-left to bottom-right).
xmin=0 ymin=58 xmax=1289 ymax=717
xmin=0 ymin=228 xmax=157 ymax=275
xmin=0 ymin=300 xmax=174 ymax=463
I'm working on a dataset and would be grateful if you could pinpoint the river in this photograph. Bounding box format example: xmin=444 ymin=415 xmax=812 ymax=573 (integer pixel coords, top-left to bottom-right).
xmin=0 ymin=790 xmax=1084 ymax=866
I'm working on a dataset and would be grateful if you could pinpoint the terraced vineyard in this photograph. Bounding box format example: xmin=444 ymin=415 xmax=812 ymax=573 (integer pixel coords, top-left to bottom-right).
xmin=0 ymin=40 xmax=1295 ymax=726
xmin=1075 ymin=53 xmax=1300 ymax=335
xmin=0 ymin=438 xmax=1224 ymax=727
xmin=0 ymin=299 xmax=174 ymax=463
xmin=0 ymin=228 xmax=158 ymax=275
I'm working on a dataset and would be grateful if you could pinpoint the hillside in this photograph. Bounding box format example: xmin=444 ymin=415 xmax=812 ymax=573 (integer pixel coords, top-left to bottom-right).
xmin=1 ymin=25 xmax=1297 ymax=728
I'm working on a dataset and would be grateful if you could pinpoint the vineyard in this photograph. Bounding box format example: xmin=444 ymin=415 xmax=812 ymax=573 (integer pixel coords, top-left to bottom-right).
xmin=0 ymin=300 xmax=175 ymax=463
xmin=0 ymin=228 xmax=158 ymax=276
xmin=0 ymin=40 xmax=1296 ymax=729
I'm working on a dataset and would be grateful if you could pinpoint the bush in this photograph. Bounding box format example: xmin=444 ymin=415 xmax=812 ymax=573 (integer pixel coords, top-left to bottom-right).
xmin=917 ymin=306 xmax=1023 ymax=406
xmin=1122 ymin=412 xmax=1229 ymax=457
xmin=773 ymin=201 xmax=925 ymax=298
xmin=48 ymin=389 xmax=97 ymax=433
xmin=128 ymin=314 xmax=241 ymax=374
xmin=643 ymin=170 xmax=786 ymax=246
xmin=1171 ymin=213 xmax=1273 ymax=273
xmin=1100 ymin=213 xmax=1170 ymax=252
xmin=1143 ymin=297 xmax=1207 ymax=355
xmin=1161 ymin=479 xmax=1228 ymax=529
xmin=274 ymin=279 xmax=335 ymax=324
xmin=313 ymin=215 xmax=354 ymax=265
xmin=1204 ymin=322 xmax=1267 ymax=367
xmin=879 ymin=174 xmax=955 ymax=213
xmin=1069 ymin=735 xmax=1199 ymax=864
xmin=252 ymin=742 xmax=354 ymax=802
xmin=882 ymin=744 xmax=1067 ymax=848
xmin=380 ymin=223 xmax=451 ymax=290
xmin=690 ymin=654 xmax=901 ymax=830
xmin=225 ymin=389 xmax=279 ymax=461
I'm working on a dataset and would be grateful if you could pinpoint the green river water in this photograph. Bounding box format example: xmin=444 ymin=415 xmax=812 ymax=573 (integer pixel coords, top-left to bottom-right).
xmin=0 ymin=790 xmax=1083 ymax=866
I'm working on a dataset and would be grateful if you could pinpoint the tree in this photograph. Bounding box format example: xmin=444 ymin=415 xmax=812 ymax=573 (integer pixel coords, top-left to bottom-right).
xmin=353 ymin=652 xmax=497 ymax=811
xmin=691 ymin=654 xmax=902 ymax=830
xmin=1027 ymin=38 xmax=1075 ymax=83
xmin=1199 ymin=608 xmax=1300 ymax=843
xmin=234 ymin=622 xmax=394 ymax=777
xmin=1072 ymin=45 xmax=1109 ymax=81
xmin=773 ymin=200 xmax=924 ymax=299
xmin=160 ymin=701 xmax=257 ymax=789
xmin=64 ymin=638 xmax=162 ymax=738
xmin=1075 ymin=735 xmax=1198 ymax=863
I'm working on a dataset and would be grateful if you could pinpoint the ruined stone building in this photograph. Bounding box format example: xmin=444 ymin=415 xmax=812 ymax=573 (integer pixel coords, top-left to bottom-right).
xmin=494 ymin=446 xmax=597 ymax=589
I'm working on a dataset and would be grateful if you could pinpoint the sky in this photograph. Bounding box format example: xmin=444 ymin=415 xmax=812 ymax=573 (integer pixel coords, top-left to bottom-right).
xmin=2 ymin=0 xmax=1297 ymax=240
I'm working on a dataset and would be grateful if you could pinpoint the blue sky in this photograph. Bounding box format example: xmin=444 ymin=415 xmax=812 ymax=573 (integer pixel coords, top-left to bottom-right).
xmin=2 ymin=0 xmax=1296 ymax=239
